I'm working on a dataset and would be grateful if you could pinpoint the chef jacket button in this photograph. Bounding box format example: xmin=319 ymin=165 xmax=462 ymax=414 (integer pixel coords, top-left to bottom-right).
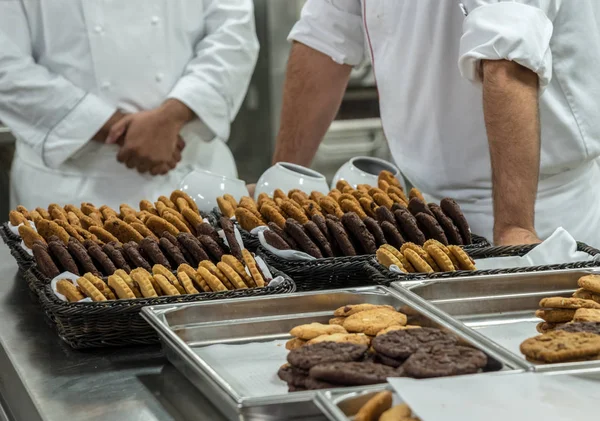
xmin=155 ymin=73 xmax=164 ymax=82
xmin=151 ymin=16 xmax=160 ymax=25
xmin=94 ymin=25 xmax=103 ymax=34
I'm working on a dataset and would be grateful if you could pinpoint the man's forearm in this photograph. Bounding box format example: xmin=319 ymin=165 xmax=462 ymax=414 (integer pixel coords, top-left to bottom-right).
xmin=482 ymin=60 xmax=541 ymax=244
xmin=272 ymin=42 xmax=352 ymax=166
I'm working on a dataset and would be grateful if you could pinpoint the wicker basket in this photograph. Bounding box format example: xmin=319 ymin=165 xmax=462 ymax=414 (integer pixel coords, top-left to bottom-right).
xmin=370 ymin=242 xmax=600 ymax=283
xmin=27 ymin=265 xmax=296 ymax=349
xmin=1 ymin=223 xmax=20 ymax=243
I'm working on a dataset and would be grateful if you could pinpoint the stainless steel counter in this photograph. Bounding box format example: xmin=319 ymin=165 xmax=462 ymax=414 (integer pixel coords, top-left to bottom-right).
xmin=0 ymin=243 xmax=228 ymax=421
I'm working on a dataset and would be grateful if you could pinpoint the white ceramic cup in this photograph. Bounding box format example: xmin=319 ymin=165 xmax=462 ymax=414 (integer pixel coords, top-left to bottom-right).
xmin=331 ymin=156 xmax=403 ymax=191
xmin=178 ymin=169 xmax=249 ymax=213
xmin=254 ymin=162 xmax=329 ymax=200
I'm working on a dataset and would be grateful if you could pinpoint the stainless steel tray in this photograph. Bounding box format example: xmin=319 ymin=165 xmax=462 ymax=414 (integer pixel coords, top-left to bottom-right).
xmin=394 ymin=268 xmax=600 ymax=372
xmin=141 ymin=287 xmax=524 ymax=421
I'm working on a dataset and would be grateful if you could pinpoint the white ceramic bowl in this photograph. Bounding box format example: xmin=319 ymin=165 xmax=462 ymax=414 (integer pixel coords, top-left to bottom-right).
xmin=254 ymin=163 xmax=329 ymax=200
xmin=178 ymin=169 xmax=249 ymax=213
xmin=331 ymin=156 xmax=403 ymax=190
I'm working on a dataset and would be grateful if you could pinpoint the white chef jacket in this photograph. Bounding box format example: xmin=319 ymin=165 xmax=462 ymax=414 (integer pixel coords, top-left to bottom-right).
xmin=0 ymin=0 xmax=258 ymax=210
xmin=290 ymin=0 xmax=600 ymax=246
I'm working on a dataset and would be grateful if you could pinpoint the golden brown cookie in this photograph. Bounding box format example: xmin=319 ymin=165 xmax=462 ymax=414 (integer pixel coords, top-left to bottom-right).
xmin=343 ymin=309 xmax=407 ymax=336
xmin=520 ymin=330 xmax=600 ymax=363
xmin=76 ymin=277 xmax=107 ymax=301
xmin=217 ymin=197 xmax=235 ymax=218
xmin=80 ymin=202 xmax=99 ymax=217
xmin=18 ymin=225 xmax=45 ymax=249
xmin=302 ymin=200 xmax=323 ymax=218
xmin=47 ymin=204 xmax=68 ymax=222
xmin=36 ymin=219 xmax=70 ymax=245
xmin=242 ymin=249 xmax=265 ymax=288
xmin=376 ymin=325 xmax=422 ymax=336
xmin=273 ymin=188 xmax=286 ymax=201
xmin=199 ymin=261 xmax=234 ymax=290
xmin=177 ymin=263 xmax=207 ymax=292
xmin=108 ymin=274 xmax=136 ymax=300
xmin=424 ymin=239 xmax=450 ymax=256
xmin=379 ymin=403 xmax=412 ymax=421
xmin=536 ymin=322 xmax=562 ymax=334
xmin=319 ymin=197 xmax=344 ymax=218
xmin=139 ymin=200 xmax=159 ymax=216
xmin=378 ymin=179 xmax=390 ymax=191
xmin=56 ymin=279 xmax=85 ymax=302
xmin=79 ymin=214 xmax=101 ymax=230
xmin=285 ymin=338 xmax=306 ymax=351
xmin=377 ymin=248 xmax=405 ymax=270
xmin=373 ymin=193 xmax=394 ymax=209
xmin=153 ymin=274 xmax=180 ymax=296
xmin=81 ymin=273 xmax=115 ymax=299
xmin=535 ymin=309 xmax=576 ymax=323
xmin=130 ymin=268 xmax=158 ymax=298
xmin=216 ymin=262 xmax=247 ymax=290
xmin=88 ymin=226 xmax=120 ymax=245
xmin=235 ymin=207 xmax=265 ymax=231
xmin=170 ymin=190 xmax=199 ymax=214
xmin=289 ymin=323 xmax=347 ymax=340
xmin=260 ymin=204 xmax=287 ymax=229
xmin=153 ymin=264 xmax=185 ymax=294
xmin=409 ymin=188 xmax=425 ymax=201
xmin=198 ymin=266 xmax=228 ymax=292
xmin=358 ymin=198 xmax=378 ymax=219
xmin=28 ymin=210 xmax=43 ymax=224
xmin=146 ymin=216 xmax=179 ymax=237
xmin=448 ymin=245 xmax=476 ymax=271
xmin=35 ymin=207 xmax=52 ymax=220
xmin=54 ymin=219 xmax=85 ymax=243
xmin=572 ymin=288 xmax=600 ymax=303
xmin=222 ymin=255 xmax=254 ymax=288
xmin=123 ymin=213 xmax=144 ymax=226
xmin=174 ymin=198 xmax=189 ymax=213
xmin=539 ymin=297 xmax=600 ymax=310
xmin=340 ymin=199 xmax=368 ymax=220
xmin=354 ymin=391 xmax=393 ymax=421
xmin=403 ymin=249 xmax=433 ymax=273
xmin=162 ymin=212 xmax=191 ymax=234
xmin=130 ymin=223 xmax=158 ymax=240
xmin=180 ymin=208 xmax=203 ymax=231
xmin=329 ymin=317 xmax=346 ymax=326
xmin=424 ymin=243 xmax=455 ymax=272
xmin=334 ymin=304 xmax=396 ymax=317
xmin=308 ymin=333 xmax=371 ymax=347
xmin=114 ymin=269 xmax=141 ymax=298
xmin=177 ymin=271 xmax=200 ymax=295
xmin=578 ymin=275 xmax=600 ymax=294
xmin=103 ymin=218 xmax=143 ymax=244
xmin=74 ymin=226 xmax=101 ymax=244
xmin=309 ymin=191 xmax=325 ymax=203
xmin=280 ymin=200 xmax=309 ymax=224
xmin=66 ymin=211 xmax=82 ymax=227
xmin=379 ymin=170 xmax=401 ymax=188
xmin=380 ymin=244 xmax=414 ymax=272
xmin=156 ymin=195 xmax=176 ymax=210
xmin=9 ymin=210 xmax=28 ymax=226
xmin=328 ymin=188 xmax=342 ymax=201
xmin=573 ymin=308 xmax=600 ymax=322
xmin=15 ymin=205 xmax=30 ymax=220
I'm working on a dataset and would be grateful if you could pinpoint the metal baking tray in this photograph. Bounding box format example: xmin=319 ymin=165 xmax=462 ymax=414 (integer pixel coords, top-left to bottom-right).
xmin=141 ymin=287 xmax=524 ymax=421
xmin=314 ymin=365 xmax=600 ymax=421
xmin=394 ymin=268 xmax=600 ymax=372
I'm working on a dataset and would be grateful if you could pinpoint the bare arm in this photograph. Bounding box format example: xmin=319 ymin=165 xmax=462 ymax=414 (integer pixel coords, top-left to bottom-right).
xmin=482 ymin=59 xmax=541 ymax=245
xmin=272 ymin=42 xmax=352 ymax=166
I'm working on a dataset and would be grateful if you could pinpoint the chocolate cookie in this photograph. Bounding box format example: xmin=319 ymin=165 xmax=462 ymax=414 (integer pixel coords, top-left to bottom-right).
xmin=408 ymin=198 xmax=434 ymax=217
xmin=68 ymin=238 xmax=100 ymax=276
xmin=277 ymin=364 xmax=308 ymax=388
xmin=557 ymin=322 xmax=600 ymax=335
xmin=393 ymin=208 xmax=426 ymax=245
xmin=303 ymin=221 xmax=334 ymax=257
xmin=267 ymin=222 xmax=298 ymax=249
xmin=375 ymin=206 xmax=397 ymax=228
xmin=140 ymin=237 xmax=171 ymax=268
xmin=375 ymin=353 xmax=404 ymax=368
xmin=85 ymin=241 xmax=117 ymax=275
xmin=287 ymin=342 xmax=368 ymax=370
xmin=264 ymin=230 xmax=290 ymax=250
xmin=326 ymin=219 xmax=356 ymax=257
xmin=309 ymin=361 xmax=403 ymax=386
xmin=416 ymin=213 xmax=449 ymax=245
xmin=219 ymin=217 xmax=243 ymax=261
xmin=33 ymin=243 xmax=60 ymax=278
xmin=372 ymin=327 xmax=458 ymax=360
xmin=440 ymin=198 xmax=471 ymax=244
xmin=311 ymin=214 xmax=333 ymax=243
xmin=159 ymin=236 xmax=189 ymax=266
xmin=303 ymin=376 xmax=338 ymax=390
xmin=177 ymin=233 xmax=210 ymax=265
xmin=160 ymin=231 xmax=194 ymax=264
xmin=325 ymin=214 xmax=341 ymax=223
xmin=380 ymin=221 xmax=405 ymax=249
xmin=428 ymin=203 xmax=463 ymax=245
xmin=196 ymin=222 xmax=221 ymax=245
xmin=199 ymin=234 xmax=227 ymax=261
xmin=342 ymin=212 xmax=377 ymax=254
xmin=123 ymin=241 xmax=152 ymax=271
xmin=403 ymin=344 xmax=487 ymax=378
xmin=48 ymin=240 xmax=80 ymax=275
xmin=103 ymin=243 xmax=132 ymax=272
xmin=363 ymin=217 xmax=387 ymax=247
xmin=284 ymin=219 xmax=323 ymax=258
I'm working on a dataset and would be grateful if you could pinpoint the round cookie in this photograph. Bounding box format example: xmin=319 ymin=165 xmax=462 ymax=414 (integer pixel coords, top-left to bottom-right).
xmin=520 ymin=330 xmax=600 ymax=363
xmin=403 ymin=344 xmax=488 ymax=378
xmin=303 ymin=221 xmax=334 ymax=257
xmin=102 ymin=243 xmax=132 ymax=272
xmin=68 ymin=238 xmax=101 ymax=276
xmin=380 ymin=221 xmax=405 ymax=249
xmin=428 ymin=203 xmax=463 ymax=245
xmin=372 ymin=327 xmax=458 ymax=360
xmin=122 ymin=241 xmax=152 ymax=271
xmin=408 ymin=198 xmax=433 ymax=218
xmin=535 ymin=309 xmax=576 ymax=323
xmin=415 ymin=213 xmax=449 ymax=245
xmin=285 ymin=338 xmax=307 ymax=351
xmin=539 ymin=296 xmax=600 ymax=310
xmin=268 ymin=222 xmax=298 ymax=249
xmin=277 ymin=364 xmax=308 ymax=388
xmin=284 ymin=219 xmax=323 ymax=258
xmin=140 ymin=237 xmax=171 ymax=269
xmin=311 ymin=214 xmax=332 ymax=242
xmin=196 ymin=222 xmax=222 ymax=245
xmin=363 ymin=217 xmax=387 ymax=247
xmin=394 ymin=208 xmax=426 ymax=245
xmin=307 ymin=333 xmax=371 ymax=347
xmin=219 ymin=216 xmax=243 ymax=261
xmin=177 ymin=233 xmax=210 ymax=265
xmin=440 ymin=198 xmax=472 ymax=245
xmin=303 ymin=376 xmax=338 ymax=390
xmin=557 ymin=322 xmax=600 ymax=335
xmin=159 ymin=236 xmax=189 ymax=266
xmin=375 ymin=206 xmax=397 ymax=228
xmin=198 ymin=235 xmax=226 ymax=261
xmin=263 ymin=230 xmax=291 ymax=250
xmin=334 ymin=304 xmax=396 ymax=317
xmin=289 ymin=322 xmax=347 ymax=340
xmin=326 ymin=219 xmax=356 ymax=257
xmin=48 ymin=240 xmax=80 ymax=275
xmin=33 ymin=243 xmax=60 ymax=278
xmin=342 ymin=212 xmax=377 ymax=255
xmin=85 ymin=240 xmax=117 ymax=275
xmin=287 ymin=342 xmax=368 ymax=370
xmin=309 ymin=361 xmax=403 ymax=386
xmin=343 ymin=309 xmax=407 ymax=336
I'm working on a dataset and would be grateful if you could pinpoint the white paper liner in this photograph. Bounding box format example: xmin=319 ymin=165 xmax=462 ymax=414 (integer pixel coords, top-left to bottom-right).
xmin=51 ymin=272 xmax=93 ymax=303
xmin=387 ymin=228 xmax=596 ymax=274
xmin=255 ymin=226 xmax=316 ymax=261
xmin=217 ymin=225 xmax=245 ymax=251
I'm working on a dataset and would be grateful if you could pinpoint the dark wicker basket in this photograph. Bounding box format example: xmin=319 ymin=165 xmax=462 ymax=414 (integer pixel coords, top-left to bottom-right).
xmin=27 ymin=265 xmax=296 ymax=349
xmin=1 ymin=223 xmax=20 ymax=243
xmin=239 ymin=227 xmax=261 ymax=252
xmin=370 ymin=242 xmax=600 ymax=284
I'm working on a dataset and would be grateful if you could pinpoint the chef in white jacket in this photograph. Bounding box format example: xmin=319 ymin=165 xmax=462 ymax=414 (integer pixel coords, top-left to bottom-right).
xmin=0 ymin=0 xmax=258 ymax=210
xmin=273 ymin=0 xmax=600 ymax=246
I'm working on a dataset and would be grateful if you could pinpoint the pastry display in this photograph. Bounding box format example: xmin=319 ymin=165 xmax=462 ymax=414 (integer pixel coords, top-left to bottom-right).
xmin=520 ymin=274 xmax=600 ymax=363
xmin=278 ymin=303 xmax=488 ymax=391
xmin=375 ymin=242 xmax=477 ymax=273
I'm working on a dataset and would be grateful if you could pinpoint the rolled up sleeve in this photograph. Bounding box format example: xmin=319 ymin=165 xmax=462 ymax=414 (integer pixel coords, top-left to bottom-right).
xmin=288 ymin=0 xmax=364 ymax=66
xmin=458 ymin=1 xmax=556 ymax=91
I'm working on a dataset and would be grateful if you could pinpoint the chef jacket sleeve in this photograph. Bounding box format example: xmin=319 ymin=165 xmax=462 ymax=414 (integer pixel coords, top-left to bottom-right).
xmin=0 ymin=3 xmax=116 ymax=169
xmin=167 ymin=0 xmax=259 ymax=142
xmin=458 ymin=0 xmax=559 ymax=91
xmin=288 ymin=0 xmax=365 ymax=67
